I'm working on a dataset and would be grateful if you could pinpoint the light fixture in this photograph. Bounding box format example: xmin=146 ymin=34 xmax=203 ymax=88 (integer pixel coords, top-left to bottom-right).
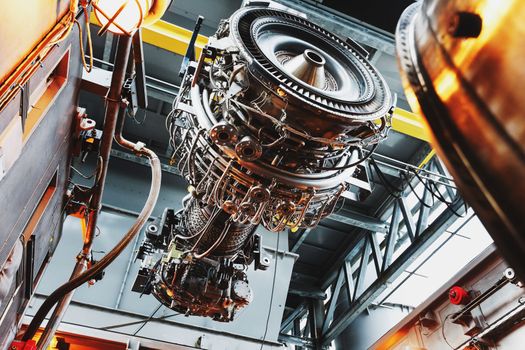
xmin=93 ymin=0 xmax=170 ymax=36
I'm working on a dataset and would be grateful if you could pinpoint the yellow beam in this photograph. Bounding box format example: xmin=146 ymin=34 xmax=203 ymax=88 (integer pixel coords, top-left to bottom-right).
xmin=141 ymin=20 xmax=208 ymax=58
xmin=417 ymin=149 xmax=436 ymax=169
xmin=390 ymin=108 xmax=435 ymax=167
xmin=90 ymin=14 xmax=432 ymax=144
xmin=89 ymin=13 xmax=208 ymax=58
xmin=391 ymin=107 xmax=432 ymax=143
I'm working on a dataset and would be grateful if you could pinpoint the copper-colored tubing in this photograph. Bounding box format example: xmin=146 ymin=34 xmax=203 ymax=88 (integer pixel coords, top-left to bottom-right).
xmin=23 ymin=35 xmax=162 ymax=343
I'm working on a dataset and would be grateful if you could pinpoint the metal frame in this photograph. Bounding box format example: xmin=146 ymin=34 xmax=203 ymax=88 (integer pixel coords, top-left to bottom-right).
xmin=89 ymin=5 xmax=430 ymax=143
xmin=279 ymin=158 xmax=466 ymax=348
xmin=371 ymin=244 xmax=499 ymax=349
xmin=25 ymin=294 xmax=285 ymax=350
xmin=90 ymin=12 xmax=208 ymax=57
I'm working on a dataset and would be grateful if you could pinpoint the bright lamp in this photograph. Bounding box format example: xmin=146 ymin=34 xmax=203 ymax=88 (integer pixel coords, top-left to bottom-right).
xmin=93 ymin=0 xmax=151 ymax=36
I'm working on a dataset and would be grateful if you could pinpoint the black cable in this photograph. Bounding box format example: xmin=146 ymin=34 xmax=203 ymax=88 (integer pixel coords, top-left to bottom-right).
xmin=410 ymin=168 xmax=466 ymax=217
xmin=372 ymin=157 xmax=466 ymax=219
xmin=441 ymin=313 xmax=456 ymax=349
xmin=429 ymin=178 xmax=455 ymax=206
xmin=315 ymin=143 xmax=379 ymax=171
xmin=401 ymin=172 xmax=433 ymax=208
xmin=410 ymin=168 xmax=451 ymax=203
xmin=100 ymin=311 xmax=180 ymax=330
xmin=133 ymin=303 xmax=162 ymax=336
xmin=140 ymin=259 xmax=161 ymax=297
xmin=260 ymin=230 xmax=280 ymax=350
xmin=370 ymin=158 xmax=402 ymax=197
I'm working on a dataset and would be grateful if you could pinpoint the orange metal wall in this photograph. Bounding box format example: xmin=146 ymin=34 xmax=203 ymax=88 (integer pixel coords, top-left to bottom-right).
xmin=0 ymin=0 xmax=70 ymax=84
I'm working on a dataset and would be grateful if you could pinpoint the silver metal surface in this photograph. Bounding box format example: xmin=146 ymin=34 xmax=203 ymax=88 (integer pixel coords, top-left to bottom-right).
xmin=134 ymin=3 xmax=392 ymax=323
xmin=283 ymin=49 xmax=328 ymax=89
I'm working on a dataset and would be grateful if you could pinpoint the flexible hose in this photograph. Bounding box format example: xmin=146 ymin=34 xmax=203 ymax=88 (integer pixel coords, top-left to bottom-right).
xmin=22 ymin=147 xmax=161 ymax=341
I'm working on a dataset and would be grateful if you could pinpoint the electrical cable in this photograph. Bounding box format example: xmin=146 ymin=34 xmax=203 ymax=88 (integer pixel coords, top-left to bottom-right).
xmin=70 ymin=165 xmax=96 ymax=179
xmin=259 ymin=230 xmax=280 ymax=350
xmin=49 ymin=0 xmax=78 ymax=46
xmin=100 ymin=311 xmax=181 ymax=330
xmin=127 ymin=106 xmax=148 ymax=125
xmin=410 ymin=168 xmax=467 ymax=217
xmin=370 ymin=158 xmax=402 ymax=197
xmin=441 ymin=313 xmax=456 ymax=349
xmin=74 ymin=1 xmax=93 ymax=73
xmin=21 ymin=146 xmax=162 ymax=341
xmin=401 ymin=171 xmax=433 ymax=208
xmin=132 ymin=303 xmax=162 ymax=336
xmin=315 ymin=143 xmax=379 ymax=171
xmin=371 ymin=156 xmax=466 ymax=217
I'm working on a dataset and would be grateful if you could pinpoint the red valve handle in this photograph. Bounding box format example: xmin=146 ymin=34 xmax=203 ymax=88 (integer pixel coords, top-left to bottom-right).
xmin=449 ymin=285 xmax=469 ymax=305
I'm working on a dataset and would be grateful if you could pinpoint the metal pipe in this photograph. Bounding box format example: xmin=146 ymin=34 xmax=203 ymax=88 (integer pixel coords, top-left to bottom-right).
xmin=451 ymin=274 xmax=513 ymax=323
xmin=453 ymin=301 xmax=525 ymax=350
xmin=36 ymin=257 xmax=88 ymax=349
xmin=23 ymin=113 xmax=161 ymax=343
xmin=114 ymin=199 xmax=143 ymax=309
xmin=33 ymin=34 xmax=133 ymax=350
xmin=89 ymin=56 xmax=181 ymax=91
xmin=83 ymin=35 xmax=133 ymax=254
xmin=22 ymin=33 xmax=161 ymax=342
xmin=112 ymin=68 xmax=166 ymax=309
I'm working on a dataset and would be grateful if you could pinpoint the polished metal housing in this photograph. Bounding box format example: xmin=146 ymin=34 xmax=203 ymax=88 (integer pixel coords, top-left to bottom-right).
xmin=396 ymin=0 xmax=525 ymax=280
xmin=135 ymin=4 xmax=393 ymax=321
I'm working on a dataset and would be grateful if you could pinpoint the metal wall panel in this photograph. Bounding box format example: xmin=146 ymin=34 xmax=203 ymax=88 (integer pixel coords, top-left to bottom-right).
xmin=33 ymin=159 xmax=295 ymax=348
xmin=0 ymin=0 xmax=70 ymax=83
xmin=373 ymin=247 xmax=525 ymax=350
xmin=0 ymin=10 xmax=82 ymax=349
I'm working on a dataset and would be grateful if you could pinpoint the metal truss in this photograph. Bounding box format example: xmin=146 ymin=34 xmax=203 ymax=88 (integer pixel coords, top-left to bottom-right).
xmin=279 ymin=158 xmax=466 ymax=349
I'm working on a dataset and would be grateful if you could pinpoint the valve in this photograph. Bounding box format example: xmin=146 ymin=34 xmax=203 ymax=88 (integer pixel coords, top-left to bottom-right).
xmin=449 ymin=285 xmax=470 ymax=305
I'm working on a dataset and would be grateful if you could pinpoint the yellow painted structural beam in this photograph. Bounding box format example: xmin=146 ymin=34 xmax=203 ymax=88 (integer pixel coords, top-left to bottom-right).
xmin=89 ymin=13 xmax=208 ymax=58
xmin=417 ymin=149 xmax=436 ymax=169
xmin=141 ymin=20 xmax=208 ymax=58
xmin=390 ymin=108 xmax=435 ymax=167
xmin=90 ymin=14 xmax=432 ymax=144
xmin=391 ymin=107 xmax=431 ymax=143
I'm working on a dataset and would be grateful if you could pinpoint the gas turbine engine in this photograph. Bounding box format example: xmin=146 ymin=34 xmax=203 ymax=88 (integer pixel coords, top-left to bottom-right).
xmin=133 ymin=5 xmax=392 ymax=322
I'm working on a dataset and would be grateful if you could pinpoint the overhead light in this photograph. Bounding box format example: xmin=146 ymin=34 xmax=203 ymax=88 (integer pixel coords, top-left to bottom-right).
xmin=93 ymin=0 xmax=148 ymax=35
xmin=93 ymin=0 xmax=170 ymax=36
